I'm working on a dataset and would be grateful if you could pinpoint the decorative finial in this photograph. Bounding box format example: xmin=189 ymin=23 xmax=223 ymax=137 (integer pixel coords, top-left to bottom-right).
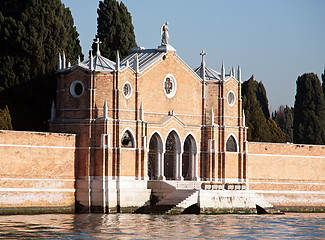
xmin=238 ymin=65 xmax=241 ymax=82
xmin=161 ymin=22 xmax=169 ymax=46
xmin=221 ymin=62 xmax=225 ymax=81
xmin=116 ymin=51 xmax=120 ymax=72
xmin=57 ymin=53 xmax=62 ymax=71
xmin=211 ymin=107 xmax=214 ymax=125
xmin=103 ymin=99 xmax=108 ymax=119
xmin=95 ymin=38 xmax=102 ymax=56
xmin=200 ymin=50 xmax=207 ymax=80
xmin=140 ymin=102 xmax=144 ymax=121
xmin=134 ymin=54 xmax=139 ymax=73
xmin=62 ymin=51 xmax=66 ymax=69
xmin=76 ymin=55 xmax=81 ymax=65
xmin=89 ymin=50 xmax=94 ymax=71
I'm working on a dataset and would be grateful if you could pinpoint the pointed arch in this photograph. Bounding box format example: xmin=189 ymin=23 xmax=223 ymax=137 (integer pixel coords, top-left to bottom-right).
xmin=148 ymin=132 xmax=164 ymax=180
xmin=164 ymin=130 xmax=182 ymax=180
xmin=121 ymin=128 xmax=136 ymax=148
xmin=226 ymin=134 xmax=238 ymax=152
xmin=182 ymin=134 xmax=197 ymax=180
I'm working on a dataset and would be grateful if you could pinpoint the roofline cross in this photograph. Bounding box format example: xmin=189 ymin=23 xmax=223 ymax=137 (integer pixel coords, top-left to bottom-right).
xmin=200 ymin=50 xmax=207 ymax=64
xmin=95 ymin=38 xmax=102 ymax=56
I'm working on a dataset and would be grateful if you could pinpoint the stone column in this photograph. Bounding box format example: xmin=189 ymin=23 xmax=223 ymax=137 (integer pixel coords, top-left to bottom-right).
xmin=179 ymin=151 xmax=184 ymax=181
xmin=160 ymin=151 xmax=166 ymax=180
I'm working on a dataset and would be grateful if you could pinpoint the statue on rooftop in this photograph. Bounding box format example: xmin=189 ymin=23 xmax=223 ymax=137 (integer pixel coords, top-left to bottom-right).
xmin=161 ymin=22 xmax=169 ymax=45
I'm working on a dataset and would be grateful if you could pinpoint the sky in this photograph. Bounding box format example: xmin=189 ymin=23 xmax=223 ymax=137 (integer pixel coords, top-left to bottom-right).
xmin=61 ymin=0 xmax=325 ymax=111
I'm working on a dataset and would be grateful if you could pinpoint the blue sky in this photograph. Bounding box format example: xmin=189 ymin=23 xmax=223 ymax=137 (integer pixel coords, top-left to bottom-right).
xmin=61 ymin=0 xmax=325 ymax=111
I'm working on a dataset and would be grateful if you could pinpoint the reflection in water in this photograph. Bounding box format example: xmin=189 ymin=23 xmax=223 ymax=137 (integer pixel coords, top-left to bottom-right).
xmin=0 ymin=213 xmax=324 ymax=239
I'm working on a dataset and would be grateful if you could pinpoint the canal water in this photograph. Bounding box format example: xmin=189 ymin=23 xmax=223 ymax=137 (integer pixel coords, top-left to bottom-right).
xmin=0 ymin=213 xmax=324 ymax=239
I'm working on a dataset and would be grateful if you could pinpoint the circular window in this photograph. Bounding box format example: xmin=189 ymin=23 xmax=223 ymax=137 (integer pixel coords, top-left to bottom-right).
xmin=70 ymin=80 xmax=85 ymax=98
xmin=123 ymin=82 xmax=132 ymax=99
xmin=163 ymin=74 xmax=177 ymax=98
xmin=227 ymin=91 xmax=235 ymax=106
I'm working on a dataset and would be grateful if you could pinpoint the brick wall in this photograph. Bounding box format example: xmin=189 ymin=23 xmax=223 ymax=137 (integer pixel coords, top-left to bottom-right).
xmin=247 ymin=142 xmax=325 ymax=207
xmin=0 ymin=131 xmax=76 ymax=210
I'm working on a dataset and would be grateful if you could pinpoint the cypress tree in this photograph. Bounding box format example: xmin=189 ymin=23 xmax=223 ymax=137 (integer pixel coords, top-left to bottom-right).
xmin=0 ymin=0 xmax=82 ymax=131
xmin=293 ymin=73 xmax=325 ymax=144
xmin=272 ymin=105 xmax=294 ymax=142
xmin=242 ymin=75 xmax=285 ymax=143
xmin=322 ymin=65 xmax=325 ymax=96
xmin=92 ymin=0 xmax=137 ymax=60
xmin=0 ymin=106 xmax=13 ymax=130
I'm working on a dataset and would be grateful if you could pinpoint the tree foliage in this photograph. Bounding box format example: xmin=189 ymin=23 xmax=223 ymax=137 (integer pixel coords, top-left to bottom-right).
xmin=0 ymin=0 xmax=82 ymax=131
xmin=272 ymin=105 xmax=294 ymax=142
xmin=242 ymin=75 xmax=285 ymax=143
xmin=0 ymin=106 xmax=13 ymax=130
xmin=92 ymin=0 xmax=137 ymax=60
xmin=293 ymin=73 xmax=325 ymax=144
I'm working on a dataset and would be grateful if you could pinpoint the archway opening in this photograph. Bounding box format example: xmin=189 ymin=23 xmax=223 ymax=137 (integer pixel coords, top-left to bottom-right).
xmin=164 ymin=131 xmax=181 ymax=180
xmin=148 ymin=133 xmax=163 ymax=180
xmin=182 ymin=135 xmax=197 ymax=180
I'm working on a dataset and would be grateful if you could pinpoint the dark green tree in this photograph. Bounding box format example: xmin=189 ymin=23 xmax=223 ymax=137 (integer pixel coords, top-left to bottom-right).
xmin=272 ymin=105 xmax=294 ymax=142
xmin=0 ymin=0 xmax=82 ymax=131
xmin=92 ymin=0 xmax=137 ymax=60
xmin=242 ymin=75 xmax=285 ymax=143
xmin=293 ymin=73 xmax=325 ymax=144
xmin=322 ymin=65 xmax=325 ymax=96
xmin=0 ymin=105 xmax=13 ymax=130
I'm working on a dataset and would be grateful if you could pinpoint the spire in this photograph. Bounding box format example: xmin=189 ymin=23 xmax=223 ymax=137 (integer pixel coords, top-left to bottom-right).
xmin=76 ymin=55 xmax=81 ymax=65
xmin=232 ymin=66 xmax=235 ymax=78
xmin=103 ymin=99 xmax=108 ymax=119
xmin=95 ymin=38 xmax=102 ymax=56
xmin=126 ymin=59 xmax=129 ymax=68
xmin=50 ymin=100 xmax=56 ymax=121
xmin=57 ymin=53 xmax=62 ymax=71
xmin=200 ymin=50 xmax=207 ymax=81
xmin=140 ymin=102 xmax=144 ymax=121
xmin=89 ymin=50 xmax=94 ymax=71
xmin=62 ymin=51 xmax=66 ymax=69
xmin=221 ymin=62 xmax=225 ymax=81
xmin=238 ymin=65 xmax=242 ymax=82
xmin=211 ymin=107 xmax=214 ymax=125
xmin=134 ymin=54 xmax=139 ymax=73
xmin=116 ymin=51 xmax=120 ymax=72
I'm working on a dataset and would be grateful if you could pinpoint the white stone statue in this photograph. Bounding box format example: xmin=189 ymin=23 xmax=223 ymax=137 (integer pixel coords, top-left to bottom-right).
xmin=161 ymin=22 xmax=169 ymax=45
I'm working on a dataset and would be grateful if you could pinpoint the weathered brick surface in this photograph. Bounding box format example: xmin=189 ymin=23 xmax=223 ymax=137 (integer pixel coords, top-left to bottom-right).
xmin=0 ymin=131 xmax=76 ymax=209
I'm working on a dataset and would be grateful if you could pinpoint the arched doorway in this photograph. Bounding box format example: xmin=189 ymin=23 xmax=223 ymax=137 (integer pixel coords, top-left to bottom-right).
xmin=164 ymin=131 xmax=181 ymax=180
xmin=148 ymin=133 xmax=163 ymax=180
xmin=182 ymin=135 xmax=197 ymax=180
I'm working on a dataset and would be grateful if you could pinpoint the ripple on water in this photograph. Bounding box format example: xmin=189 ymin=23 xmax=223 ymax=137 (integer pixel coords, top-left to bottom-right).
xmin=0 ymin=213 xmax=324 ymax=239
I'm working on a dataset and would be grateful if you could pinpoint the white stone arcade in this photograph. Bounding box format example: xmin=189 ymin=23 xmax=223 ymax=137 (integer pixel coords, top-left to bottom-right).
xmin=148 ymin=131 xmax=198 ymax=181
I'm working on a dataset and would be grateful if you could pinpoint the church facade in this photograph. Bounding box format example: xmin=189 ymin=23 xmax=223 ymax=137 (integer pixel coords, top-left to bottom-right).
xmin=50 ymin=27 xmax=248 ymax=212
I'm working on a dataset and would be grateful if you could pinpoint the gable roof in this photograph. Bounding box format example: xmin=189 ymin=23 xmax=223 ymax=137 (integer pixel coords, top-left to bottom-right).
xmin=78 ymin=54 xmax=116 ymax=72
xmin=121 ymin=48 xmax=166 ymax=73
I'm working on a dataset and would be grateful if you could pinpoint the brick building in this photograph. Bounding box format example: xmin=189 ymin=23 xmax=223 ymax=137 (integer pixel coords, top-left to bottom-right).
xmin=46 ymin=25 xmax=325 ymax=213
xmin=50 ymin=25 xmax=247 ymax=212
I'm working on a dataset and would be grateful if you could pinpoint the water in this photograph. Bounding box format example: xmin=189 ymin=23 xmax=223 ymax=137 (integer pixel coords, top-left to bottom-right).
xmin=0 ymin=213 xmax=324 ymax=239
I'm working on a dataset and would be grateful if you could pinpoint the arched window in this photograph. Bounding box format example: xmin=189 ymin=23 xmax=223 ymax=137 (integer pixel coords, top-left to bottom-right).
xmin=226 ymin=135 xmax=237 ymax=152
xmin=121 ymin=130 xmax=135 ymax=148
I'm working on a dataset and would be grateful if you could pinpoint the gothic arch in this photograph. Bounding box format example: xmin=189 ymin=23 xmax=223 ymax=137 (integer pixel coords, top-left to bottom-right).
xmin=148 ymin=132 xmax=164 ymax=180
xmin=121 ymin=128 xmax=136 ymax=148
xmin=164 ymin=130 xmax=182 ymax=180
xmin=226 ymin=134 xmax=238 ymax=152
xmin=182 ymin=134 xmax=197 ymax=180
